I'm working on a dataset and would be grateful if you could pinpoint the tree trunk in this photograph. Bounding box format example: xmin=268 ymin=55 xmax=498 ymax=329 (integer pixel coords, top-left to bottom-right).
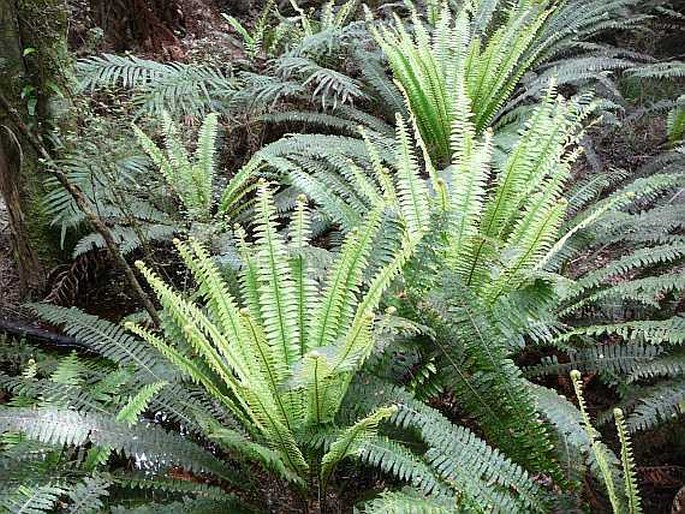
xmin=0 ymin=0 xmax=75 ymax=295
xmin=0 ymin=0 xmax=46 ymax=294
xmin=90 ymin=0 xmax=182 ymax=52
xmin=0 ymin=133 xmax=44 ymax=292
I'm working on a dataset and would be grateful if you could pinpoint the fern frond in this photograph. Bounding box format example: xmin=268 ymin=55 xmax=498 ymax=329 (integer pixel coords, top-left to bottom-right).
xmin=357 ymin=490 xmax=454 ymax=513
xmin=614 ymin=408 xmax=642 ymax=514
xmin=320 ymin=405 xmax=397 ymax=482
xmin=116 ymin=381 xmax=168 ymax=426
xmin=0 ymin=408 xmax=235 ymax=481
xmin=570 ymin=370 xmax=622 ymax=513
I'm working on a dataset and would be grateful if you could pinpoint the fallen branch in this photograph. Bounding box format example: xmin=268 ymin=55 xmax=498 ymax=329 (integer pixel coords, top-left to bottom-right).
xmin=0 ymin=318 xmax=95 ymax=355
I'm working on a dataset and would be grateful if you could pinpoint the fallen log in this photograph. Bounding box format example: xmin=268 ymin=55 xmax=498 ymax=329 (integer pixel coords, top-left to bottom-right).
xmin=0 ymin=318 xmax=95 ymax=355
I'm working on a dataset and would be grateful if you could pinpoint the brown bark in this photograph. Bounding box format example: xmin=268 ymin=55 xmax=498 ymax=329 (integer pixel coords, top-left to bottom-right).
xmin=90 ymin=0 xmax=183 ymax=53
xmin=0 ymin=0 xmax=47 ymax=293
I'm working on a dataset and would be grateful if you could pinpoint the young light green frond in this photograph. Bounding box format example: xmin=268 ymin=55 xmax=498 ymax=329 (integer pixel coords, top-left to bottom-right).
xmin=132 ymin=123 xmax=177 ymax=186
xmin=200 ymin=416 xmax=302 ymax=485
xmin=49 ymin=352 xmax=86 ymax=386
xmin=134 ymin=261 xmax=247 ymax=385
xmin=238 ymin=308 xmax=301 ymax=430
xmin=192 ymin=112 xmax=219 ymax=213
xmin=614 ymin=408 xmax=642 ymax=514
xmin=238 ymin=383 xmax=310 ymax=475
xmin=116 ymin=381 xmax=168 ymax=426
xmin=134 ymin=112 xmax=221 ymax=220
xmin=320 ymin=405 xmax=398 ymax=482
xmin=289 ymin=196 xmax=319 ymax=356
xmin=570 ymin=370 xmax=622 ymax=513
xmin=124 ymin=322 xmax=253 ymax=430
xmin=360 ymin=127 xmax=397 ymax=204
xmin=173 ymin=239 xmax=253 ymax=375
xmin=445 ymin=108 xmax=492 ymax=275
xmin=307 ymin=206 xmax=383 ymax=351
xmin=253 ymin=181 xmax=300 ymax=367
xmin=235 ymin=224 xmax=263 ymax=322
xmin=484 ymin=199 xmax=567 ymax=302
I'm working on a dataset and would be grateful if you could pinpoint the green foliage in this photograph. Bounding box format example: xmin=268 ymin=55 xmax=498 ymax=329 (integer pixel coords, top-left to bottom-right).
xmin=125 ymin=180 xmax=417 ymax=481
xmin=368 ymin=0 xmax=644 ymax=166
xmin=341 ymin=377 xmax=551 ymax=512
xmin=570 ymin=371 xmax=644 ymax=513
xmin=133 ymin=112 xmax=219 ymax=222
xmin=222 ymin=0 xmax=278 ymax=60
xmin=9 ymin=1 xmax=685 ymax=512
xmin=77 ymin=54 xmax=235 ymax=116
xmin=614 ymin=408 xmax=642 ymax=514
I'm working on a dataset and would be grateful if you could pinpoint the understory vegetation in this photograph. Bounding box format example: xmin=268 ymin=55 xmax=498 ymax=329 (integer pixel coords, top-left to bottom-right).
xmin=0 ymin=0 xmax=683 ymax=512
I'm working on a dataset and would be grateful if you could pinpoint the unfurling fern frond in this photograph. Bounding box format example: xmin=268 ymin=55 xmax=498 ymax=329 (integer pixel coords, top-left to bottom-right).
xmin=558 ymin=374 xmax=644 ymax=513
xmin=614 ymin=408 xmax=642 ymax=514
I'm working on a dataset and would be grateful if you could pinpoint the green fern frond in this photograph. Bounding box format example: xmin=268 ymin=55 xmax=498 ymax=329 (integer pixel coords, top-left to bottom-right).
xmin=0 ymin=408 xmax=235 ymax=481
xmin=65 ymin=476 xmax=111 ymax=514
xmin=116 ymin=381 xmax=168 ymax=426
xmin=321 ymin=405 xmax=397 ymax=482
xmin=570 ymin=370 xmax=622 ymax=513
xmin=77 ymin=54 xmax=235 ymax=116
xmin=357 ymin=490 xmax=454 ymax=513
xmin=614 ymin=408 xmax=642 ymax=514
xmin=0 ymin=484 xmax=66 ymax=514
xmin=626 ymin=379 xmax=685 ymax=432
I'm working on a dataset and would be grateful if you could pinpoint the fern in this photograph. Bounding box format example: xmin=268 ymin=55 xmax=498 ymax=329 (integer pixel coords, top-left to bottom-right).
xmin=344 ymin=377 xmax=550 ymax=512
xmin=0 ymin=484 xmax=66 ymax=514
xmin=570 ymin=370 xmax=623 ymax=513
xmin=77 ymin=54 xmax=235 ymax=116
xmin=367 ymin=0 xmax=641 ymax=166
xmin=614 ymin=408 xmax=642 ymax=514
xmin=116 ymin=381 xmax=168 ymax=426
xmin=356 ymin=490 xmax=454 ymax=513
xmin=65 ymin=476 xmax=111 ymax=514
xmin=124 ymin=182 xmax=418 ymax=482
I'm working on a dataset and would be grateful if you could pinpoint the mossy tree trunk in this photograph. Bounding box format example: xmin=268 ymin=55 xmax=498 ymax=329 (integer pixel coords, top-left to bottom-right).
xmin=0 ymin=0 xmax=74 ymax=295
